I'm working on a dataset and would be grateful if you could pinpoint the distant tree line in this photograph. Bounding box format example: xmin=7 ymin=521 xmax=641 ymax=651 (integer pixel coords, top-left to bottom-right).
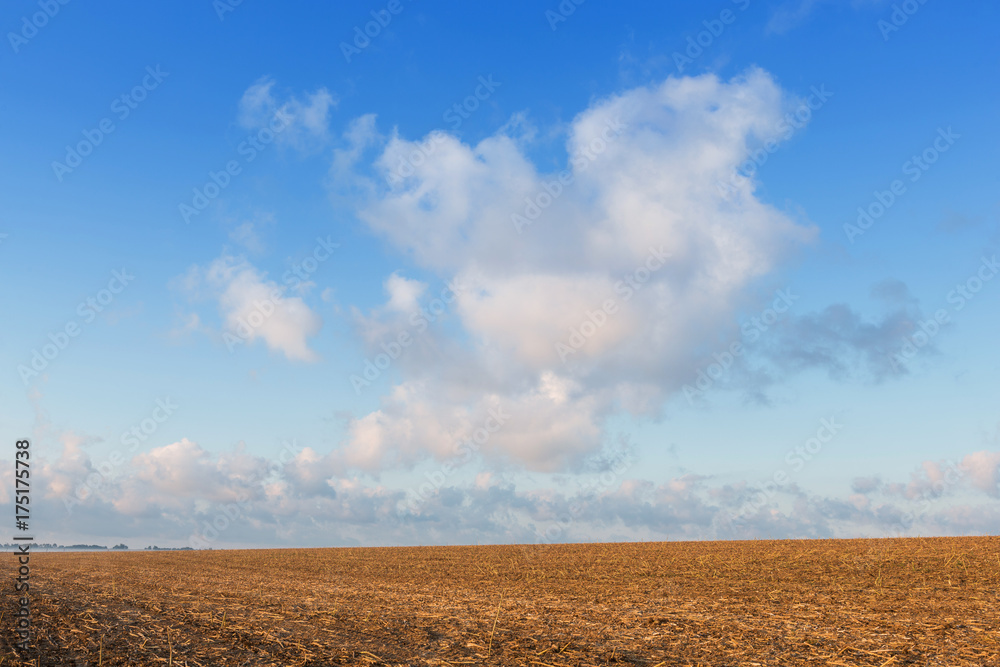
xmin=0 ymin=543 xmax=192 ymax=551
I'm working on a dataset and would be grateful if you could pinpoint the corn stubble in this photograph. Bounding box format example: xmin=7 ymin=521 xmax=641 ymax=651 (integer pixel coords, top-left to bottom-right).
xmin=2 ymin=537 xmax=997 ymax=665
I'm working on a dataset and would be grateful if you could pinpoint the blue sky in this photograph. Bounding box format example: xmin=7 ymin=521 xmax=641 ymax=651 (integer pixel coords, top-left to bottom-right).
xmin=1 ymin=0 xmax=998 ymax=548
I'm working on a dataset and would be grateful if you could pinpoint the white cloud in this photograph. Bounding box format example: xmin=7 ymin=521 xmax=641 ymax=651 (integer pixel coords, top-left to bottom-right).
xmin=36 ymin=431 xmax=94 ymax=502
xmin=384 ymin=273 xmax=426 ymax=313
xmin=339 ymin=374 xmax=603 ymax=472
xmin=9 ymin=431 xmax=1000 ymax=548
xmin=120 ymin=438 xmax=223 ymax=513
xmin=335 ymin=68 xmax=817 ymax=472
xmin=182 ymin=254 xmax=323 ymax=362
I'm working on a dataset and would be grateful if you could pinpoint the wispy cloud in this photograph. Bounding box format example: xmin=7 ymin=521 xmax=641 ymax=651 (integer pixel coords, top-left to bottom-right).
xmin=238 ymin=77 xmax=337 ymax=152
xmin=178 ymin=254 xmax=323 ymax=362
xmin=766 ymin=0 xmax=885 ymax=35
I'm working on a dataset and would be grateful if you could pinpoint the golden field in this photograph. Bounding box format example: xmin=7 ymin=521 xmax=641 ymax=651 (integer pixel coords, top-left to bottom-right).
xmin=2 ymin=537 xmax=997 ymax=666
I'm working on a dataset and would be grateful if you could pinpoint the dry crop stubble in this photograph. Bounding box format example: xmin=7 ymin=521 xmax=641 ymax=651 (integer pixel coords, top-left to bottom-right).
xmin=1 ymin=537 xmax=998 ymax=665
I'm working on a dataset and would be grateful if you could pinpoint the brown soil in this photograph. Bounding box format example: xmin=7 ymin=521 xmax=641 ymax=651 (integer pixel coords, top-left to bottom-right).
xmin=2 ymin=537 xmax=998 ymax=666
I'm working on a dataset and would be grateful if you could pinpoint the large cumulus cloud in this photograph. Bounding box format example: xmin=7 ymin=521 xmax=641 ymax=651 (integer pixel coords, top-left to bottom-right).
xmin=334 ymin=68 xmax=818 ymax=472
